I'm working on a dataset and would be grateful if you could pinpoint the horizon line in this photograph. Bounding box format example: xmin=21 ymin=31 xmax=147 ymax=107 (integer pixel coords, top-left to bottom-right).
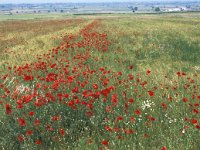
xmin=1 ymin=0 xmax=198 ymax=4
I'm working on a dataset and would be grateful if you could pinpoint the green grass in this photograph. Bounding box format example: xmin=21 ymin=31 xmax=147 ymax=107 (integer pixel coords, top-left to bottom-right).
xmin=0 ymin=13 xmax=75 ymax=21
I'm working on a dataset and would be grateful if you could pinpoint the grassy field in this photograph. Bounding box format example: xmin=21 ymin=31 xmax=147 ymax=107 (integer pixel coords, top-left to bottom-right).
xmin=0 ymin=13 xmax=200 ymax=150
xmin=0 ymin=18 xmax=91 ymax=73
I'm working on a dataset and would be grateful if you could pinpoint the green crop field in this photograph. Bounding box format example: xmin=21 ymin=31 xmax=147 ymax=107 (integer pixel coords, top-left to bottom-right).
xmin=0 ymin=13 xmax=200 ymax=150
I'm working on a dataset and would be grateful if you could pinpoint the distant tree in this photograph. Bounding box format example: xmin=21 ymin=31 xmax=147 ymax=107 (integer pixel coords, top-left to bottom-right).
xmin=34 ymin=10 xmax=36 ymax=13
xmin=48 ymin=10 xmax=50 ymax=13
xmin=60 ymin=10 xmax=64 ymax=13
xmin=134 ymin=7 xmax=138 ymax=11
xmin=155 ymin=7 xmax=160 ymax=12
xmin=129 ymin=6 xmax=138 ymax=12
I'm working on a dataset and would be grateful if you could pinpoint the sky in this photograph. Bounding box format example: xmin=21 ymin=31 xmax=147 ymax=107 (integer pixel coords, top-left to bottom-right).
xmin=0 ymin=0 xmax=196 ymax=4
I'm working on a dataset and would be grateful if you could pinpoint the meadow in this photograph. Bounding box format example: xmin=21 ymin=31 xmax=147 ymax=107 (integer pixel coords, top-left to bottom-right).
xmin=0 ymin=13 xmax=200 ymax=150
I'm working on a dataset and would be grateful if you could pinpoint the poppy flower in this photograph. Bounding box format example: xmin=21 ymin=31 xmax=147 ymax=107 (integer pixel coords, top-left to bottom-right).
xmin=92 ymin=83 xmax=98 ymax=89
xmin=135 ymin=109 xmax=141 ymax=115
xmin=177 ymin=72 xmax=181 ymax=77
xmin=24 ymin=75 xmax=34 ymax=81
xmin=5 ymin=103 xmax=12 ymax=115
xmin=115 ymin=116 xmax=123 ymax=122
xmin=105 ymin=125 xmax=112 ymax=131
xmin=60 ymin=128 xmax=65 ymax=136
xmin=182 ymin=97 xmax=188 ymax=102
xmin=18 ymin=135 xmax=25 ymax=142
xmin=193 ymin=109 xmax=199 ymax=114
xmin=34 ymin=119 xmax=40 ymax=126
xmin=161 ymin=146 xmax=167 ymax=150
xmin=129 ymin=65 xmax=134 ymax=69
xmin=18 ymin=118 xmax=26 ymax=127
xmin=161 ymin=103 xmax=167 ymax=110
xmin=102 ymin=140 xmax=109 ymax=145
xmin=35 ymin=140 xmax=42 ymax=145
xmin=111 ymin=94 xmax=118 ymax=104
xmin=130 ymin=116 xmax=135 ymax=122
xmin=26 ymin=130 xmax=33 ymax=136
xmin=148 ymin=91 xmax=154 ymax=97
xmin=146 ymin=70 xmax=151 ymax=75
xmin=129 ymin=98 xmax=134 ymax=103
xmin=196 ymin=124 xmax=200 ymax=129
xmin=191 ymin=119 xmax=198 ymax=124
xmin=29 ymin=111 xmax=34 ymax=117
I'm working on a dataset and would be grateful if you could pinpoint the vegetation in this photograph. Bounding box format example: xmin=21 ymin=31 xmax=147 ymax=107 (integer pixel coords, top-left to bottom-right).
xmin=155 ymin=7 xmax=161 ymax=12
xmin=0 ymin=18 xmax=90 ymax=73
xmin=0 ymin=13 xmax=200 ymax=150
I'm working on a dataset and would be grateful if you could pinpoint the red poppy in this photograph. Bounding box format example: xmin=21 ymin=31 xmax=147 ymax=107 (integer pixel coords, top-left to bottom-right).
xmin=124 ymin=129 xmax=134 ymax=134
xmin=18 ymin=118 xmax=26 ymax=127
xmin=115 ymin=116 xmax=123 ymax=122
xmin=182 ymin=97 xmax=188 ymax=102
xmin=130 ymin=116 xmax=135 ymax=122
xmin=148 ymin=91 xmax=154 ymax=97
xmin=161 ymin=146 xmax=167 ymax=150
xmin=26 ymin=130 xmax=33 ymax=136
xmin=135 ymin=109 xmax=141 ymax=115
xmin=102 ymin=140 xmax=109 ymax=145
xmin=46 ymin=125 xmax=53 ymax=131
xmin=193 ymin=109 xmax=199 ymax=114
xmin=57 ymin=93 xmax=63 ymax=100
xmin=129 ymin=98 xmax=134 ymax=103
xmin=60 ymin=128 xmax=65 ymax=136
xmin=191 ymin=119 xmax=198 ymax=124
xmin=196 ymin=124 xmax=200 ymax=129
xmin=111 ymin=94 xmax=118 ymax=104
xmin=29 ymin=111 xmax=34 ymax=117
xmin=129 ymin=65 xmax=134 ymax=69
xmin=34 ymin=119 xmax=40 ymax=126
xmin=18 ymin=135 xmax=25 ymax=142
xmin=92 ymin=83 xmax=98 ymax=89
xmin=72 ymin=87 xmax=79 ymax=93
xmin=68 ymin=100 xmax=74 ymax=107
xmin=5 ymin=103 xmax=12 ymax=115
xmin=105 ymin=125 xmax=112 ymax=131
xmin=24 ymin=75 xmax=34 ymax=81
xmin=150 ymin=117 xmax=156 ymax=121
xmin=177 ymin=72 xmax=181 ymax=77
xmin=161 ymin=103 xmax=167 ymax=110
xmin=52 ymin=115 xmax=61 ymax=121
xmin=146 ymin=70 xmax=151 ymax=75
xmin=35 ymin=140 xmax=42 ymax=145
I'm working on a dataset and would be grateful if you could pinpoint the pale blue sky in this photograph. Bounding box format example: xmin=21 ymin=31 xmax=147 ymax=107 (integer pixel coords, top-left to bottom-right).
xmin=0 ymin=0 xmax=196 ymax=4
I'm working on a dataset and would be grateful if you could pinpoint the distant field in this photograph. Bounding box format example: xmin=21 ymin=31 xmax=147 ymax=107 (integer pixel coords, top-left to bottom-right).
xmin=0 ymin=13 xmax=76 ymax=21
xmin=0 ymin=12 xmax=200 ymax=150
